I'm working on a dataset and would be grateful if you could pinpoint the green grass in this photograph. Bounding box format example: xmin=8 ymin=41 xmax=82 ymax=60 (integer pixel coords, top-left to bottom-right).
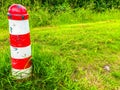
xmin=1 ymin=20 xmax=120 ymax=90
xmin=1 ymin=8 xmax=120 ymax=29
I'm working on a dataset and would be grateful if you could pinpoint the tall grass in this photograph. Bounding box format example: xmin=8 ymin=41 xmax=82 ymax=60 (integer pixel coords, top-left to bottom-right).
xmin=1 ymin=4 xmax=120 ymax=30
xmin=1 ymin=1 xmax=120 ymax=29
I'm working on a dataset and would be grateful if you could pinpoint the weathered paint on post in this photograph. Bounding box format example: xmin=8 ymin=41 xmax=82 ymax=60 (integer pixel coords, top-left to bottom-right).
xmin=8 ymin=4 xmax=32 ymax=79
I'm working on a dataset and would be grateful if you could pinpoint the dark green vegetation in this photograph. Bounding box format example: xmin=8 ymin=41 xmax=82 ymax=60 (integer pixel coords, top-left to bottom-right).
xmin=1 ymin=0 xmax=120 ymax=90
xmin=1 ymin=0 xmax=120 ymax=11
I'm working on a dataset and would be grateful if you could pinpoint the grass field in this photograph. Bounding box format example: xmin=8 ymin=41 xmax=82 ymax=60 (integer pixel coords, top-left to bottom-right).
xmin=1 ymin=20 xmax=120 ymax=90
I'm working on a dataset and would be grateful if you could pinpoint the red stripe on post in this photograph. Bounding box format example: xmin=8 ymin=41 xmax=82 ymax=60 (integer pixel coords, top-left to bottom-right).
xmin=12 ymin=56 xmax=32 ymax=69
xmin=8 ymin=14 xmax=29 ymax=20
xmin=10 ymin=33 xmax=30 ymax=47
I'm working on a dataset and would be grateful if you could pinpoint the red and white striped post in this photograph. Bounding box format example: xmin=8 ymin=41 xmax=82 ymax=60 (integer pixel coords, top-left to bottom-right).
xmin=8 ymin=4 xmax=32 ymax=79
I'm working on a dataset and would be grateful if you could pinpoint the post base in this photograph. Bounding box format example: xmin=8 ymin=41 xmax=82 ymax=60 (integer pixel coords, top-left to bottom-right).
xmin=12 ymin=66 xmax=32 ymax=79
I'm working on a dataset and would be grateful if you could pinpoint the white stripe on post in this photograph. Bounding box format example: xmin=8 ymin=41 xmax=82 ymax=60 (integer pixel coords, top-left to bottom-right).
xmin=9 ymin=20 xmax=30 ymax=35
xmin=10 ymin=45 xmax=31 ymax=59
xmin=8 ymin=4 xmax=32 ymax=79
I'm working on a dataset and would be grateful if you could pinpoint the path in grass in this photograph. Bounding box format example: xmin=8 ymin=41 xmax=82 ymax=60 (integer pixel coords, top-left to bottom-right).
xmin=1 ymin=20 xmax=120 ymax=90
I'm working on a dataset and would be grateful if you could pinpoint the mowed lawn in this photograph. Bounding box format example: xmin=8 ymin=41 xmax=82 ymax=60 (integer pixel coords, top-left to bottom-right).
xmin=1 ymin=20 xmax=120 ymax=90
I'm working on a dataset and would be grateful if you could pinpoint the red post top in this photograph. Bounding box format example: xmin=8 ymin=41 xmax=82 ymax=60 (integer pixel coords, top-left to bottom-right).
xmin=8 ymin=4 xmax=29 ymax=20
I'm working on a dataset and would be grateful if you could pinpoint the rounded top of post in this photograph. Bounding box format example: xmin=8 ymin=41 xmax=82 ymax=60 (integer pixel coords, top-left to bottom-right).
xmin=8 ymin=4 xmax=27 ymax=14
xmin=8 ymin=4 xmax=29 ymax=20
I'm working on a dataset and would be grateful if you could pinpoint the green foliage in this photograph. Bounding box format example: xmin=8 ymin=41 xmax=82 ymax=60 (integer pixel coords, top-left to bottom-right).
xmin=0 ymin=0 xmax=120 ymax=29
xmin=1 ymin=6 xmax=120 ymax=29
xmin=29 ymin=8 xmax=120 ymax=27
